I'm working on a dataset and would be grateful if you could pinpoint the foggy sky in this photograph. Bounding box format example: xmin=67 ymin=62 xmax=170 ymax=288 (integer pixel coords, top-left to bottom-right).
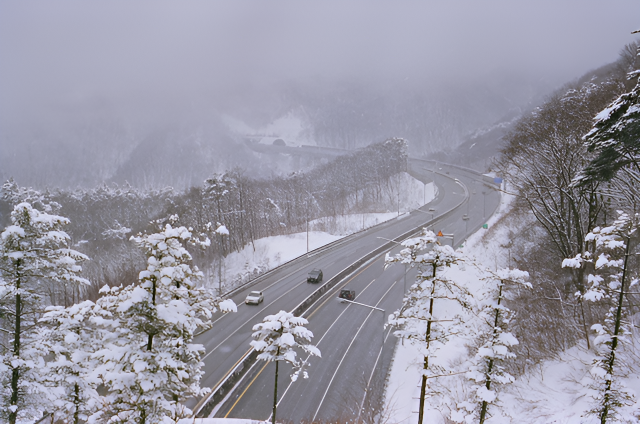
xmin=1 ymin=0 xmax=638 ymax=123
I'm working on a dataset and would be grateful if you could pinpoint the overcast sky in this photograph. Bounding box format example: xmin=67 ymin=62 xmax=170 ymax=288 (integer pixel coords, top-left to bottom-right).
xmin=1 ymin=1 xmax=639 ymax=122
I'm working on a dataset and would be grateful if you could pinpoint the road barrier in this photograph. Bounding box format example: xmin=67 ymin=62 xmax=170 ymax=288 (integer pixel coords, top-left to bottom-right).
xmin=192 ymin=162 xmax=494 ymax=417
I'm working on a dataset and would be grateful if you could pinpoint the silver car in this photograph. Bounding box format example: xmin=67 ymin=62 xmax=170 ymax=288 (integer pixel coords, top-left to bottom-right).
xmin=245 ymin=290 xmax=264 ymax=305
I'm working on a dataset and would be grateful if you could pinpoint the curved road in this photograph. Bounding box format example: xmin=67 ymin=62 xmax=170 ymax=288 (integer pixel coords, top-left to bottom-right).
xmin=190 ymin=160 xmax=501 ymax=420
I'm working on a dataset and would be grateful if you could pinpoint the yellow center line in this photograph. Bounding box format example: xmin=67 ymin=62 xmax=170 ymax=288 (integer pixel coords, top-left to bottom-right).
xmin=206 ymin=349 xmax=251 ymax=401
xmin=221 ymin=256 xmax=382 ymax=418
xmin=224 ymin=361 xmax=270 ymax=418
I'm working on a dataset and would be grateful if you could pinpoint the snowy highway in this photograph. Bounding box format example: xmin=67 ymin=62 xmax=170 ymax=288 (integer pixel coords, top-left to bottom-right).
xmin=189 ymin=160 xmax=501 ymax=420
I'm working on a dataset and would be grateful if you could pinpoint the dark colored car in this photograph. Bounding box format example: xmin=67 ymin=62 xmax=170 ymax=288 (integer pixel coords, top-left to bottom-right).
xmin=339 ymin=289 xmax=356 ymax=301
xmin=307 ymin=268 xmax=323 ymax=283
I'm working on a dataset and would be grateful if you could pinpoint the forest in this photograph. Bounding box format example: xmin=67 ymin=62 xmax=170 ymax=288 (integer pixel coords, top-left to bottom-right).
xmin=0 ymin=138 xmax=407 ymax=304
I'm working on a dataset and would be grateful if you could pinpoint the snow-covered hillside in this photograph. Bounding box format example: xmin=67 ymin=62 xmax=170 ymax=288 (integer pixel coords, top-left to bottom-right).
xmin=209 ymin=173 xmax=434 ymax=293
xmin=384 ymin=193 xmax=640 ymax=423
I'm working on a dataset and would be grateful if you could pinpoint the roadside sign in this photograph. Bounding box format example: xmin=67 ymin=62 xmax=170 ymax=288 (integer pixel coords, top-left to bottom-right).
xmin=437 ymin=230 xmax=444 ymax=237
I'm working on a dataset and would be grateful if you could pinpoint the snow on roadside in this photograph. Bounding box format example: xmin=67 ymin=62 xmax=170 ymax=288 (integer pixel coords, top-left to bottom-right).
xmin=178 ymin=419 xmax=264 ymax=424
xmin=499 ymin=342 xmax=640 ymax=424
xmin=383 ymin=189 xmax=640 ymax=423
xmin=384 ymin=192 xmax=515 ymax=424
xmin=208 ymin=174 xmax=434 ymax=293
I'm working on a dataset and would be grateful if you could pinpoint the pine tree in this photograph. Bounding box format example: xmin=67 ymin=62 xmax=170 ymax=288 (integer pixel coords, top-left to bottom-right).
xmin=562 ymin=211 xmax=638 ymax=422
xmin=453 ymin=267 xmax=530 ymax=424
xmin=0 ymin=202 xmax=89 ymax=424
xmin=91 ymin=224 xmax=236 ymax=423
xmin=251 ymin=310 xmax=321 ymax=424
xmin=38 ymin=300 xmax=105 ymax=424
xmin=386 ymin=229 xmax=472 ymax=424
xmin=579 ymin=70 xmax=640 ymax=184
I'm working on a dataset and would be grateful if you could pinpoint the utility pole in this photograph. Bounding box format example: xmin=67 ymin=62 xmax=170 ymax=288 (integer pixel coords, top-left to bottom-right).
xmin=306 ymin=216 xmax=309 ymax=253
xmin=423 ymin=182 xmax=426 ymax=205
xmin=306 ymin=196 xmax=310 ymax=253
xmin=482 ymin=191 xmax=487 ymax=217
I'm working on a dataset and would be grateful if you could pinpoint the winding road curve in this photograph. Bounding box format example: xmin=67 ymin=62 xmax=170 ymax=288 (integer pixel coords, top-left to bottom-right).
xmin=188 ymin=159 xmax=501 ymax=421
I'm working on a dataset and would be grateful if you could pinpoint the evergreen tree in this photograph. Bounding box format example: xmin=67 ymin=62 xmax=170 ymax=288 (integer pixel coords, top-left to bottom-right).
xmin=38 ymin=300 xmax=104 ymax=424
xmin=0 ymin=202 xmax=89 ymax=424
xmin=453 ymin=268 xmax=530 ymax=424
xmin=562 ymin=211 xmax=638 ymax=422
xmin=91 ymin=224 xmax=236 ymax=423
xmin=386 ymin=229 xmax=472 ymax=424
xmin=579 ymin=70 xmax=640 ymax=184
xmin=251 ymin=310 xmax=320 ymax=424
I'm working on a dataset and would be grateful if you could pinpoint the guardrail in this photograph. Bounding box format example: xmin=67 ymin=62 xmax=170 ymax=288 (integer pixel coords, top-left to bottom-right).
xmin=192 ymin=168 xmax=469 ymax=418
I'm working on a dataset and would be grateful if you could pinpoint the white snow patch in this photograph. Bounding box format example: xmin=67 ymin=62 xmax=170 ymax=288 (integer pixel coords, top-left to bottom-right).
xmin=222 ymin=111 xmax=313 ymax=147
xmin=178 ymin=419 xmax=264 ymax=424
xmin=383 ymin=188 xmax=640 ymax=423
xmin=209 ymin=174 xmax=434 ymax=292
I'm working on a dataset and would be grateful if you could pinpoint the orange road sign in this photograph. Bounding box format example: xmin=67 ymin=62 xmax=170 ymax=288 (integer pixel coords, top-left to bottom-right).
xmin=437 ymin=231 xmax=443 ymax=237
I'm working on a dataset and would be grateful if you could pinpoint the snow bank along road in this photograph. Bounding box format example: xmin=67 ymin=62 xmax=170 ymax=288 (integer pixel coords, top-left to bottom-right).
xmin=188 ymin=159 xmax=501 ymax=420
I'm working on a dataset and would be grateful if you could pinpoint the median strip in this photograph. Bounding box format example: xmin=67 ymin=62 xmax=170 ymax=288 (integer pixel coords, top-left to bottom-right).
xmin=192 ymin=167 xmax=476 ymax=417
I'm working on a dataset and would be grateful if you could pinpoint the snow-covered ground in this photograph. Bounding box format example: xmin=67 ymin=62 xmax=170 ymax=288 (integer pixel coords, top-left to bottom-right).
xmin=208 ymin=172 xmax=434 ymax=293
xmin=178 ymin=419 xmax=263 ymax=424
xmin=384 ymin=192 xmax=640 ymax=423
xmin=195 ymin=176 xmax=640 ymax=423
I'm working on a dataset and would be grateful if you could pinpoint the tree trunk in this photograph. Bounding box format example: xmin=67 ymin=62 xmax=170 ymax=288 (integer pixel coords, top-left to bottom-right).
xmin=9 ymin=270 xmax=22 ymax=424
xmin=599 ymin=236 xmax=631 ymax=424
xmin=418 ymin=265 xmax=437 ymax=424
xmin=73 ymin=383 xmax=80 ymax=424
xmin=479 ymin=282 xmax=503 ymax=424
xmin=273 ymin=350 xmax=280 ymax=424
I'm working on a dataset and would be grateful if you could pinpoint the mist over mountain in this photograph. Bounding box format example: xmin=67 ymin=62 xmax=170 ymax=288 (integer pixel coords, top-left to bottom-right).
xmin=0 ymin=74 xmax=560 ymax=189
xmin=1 ymin=1 xmax=637 ymax=189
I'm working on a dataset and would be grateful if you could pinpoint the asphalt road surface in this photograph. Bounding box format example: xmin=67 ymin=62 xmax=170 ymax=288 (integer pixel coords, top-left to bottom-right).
xmin=189 ymin=159 xmax=501 ymax=421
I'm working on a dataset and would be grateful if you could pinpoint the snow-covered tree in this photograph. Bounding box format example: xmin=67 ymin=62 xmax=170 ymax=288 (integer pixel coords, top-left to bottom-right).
xmin=453 ymin=268 xmax=530 ymax=424
xmin=38 ymin=300 xmax=105 ymax=424
xmin=562 ymin=211 xmax=638 ymax=423
xmin=0 ymin=202 xmax=89 ymax=424
xmin=386 ymin=229 xmax=472 ymax=424
xmin=579 ymin=70 xmax=640 ymax=185
xmin=90 ymin=224 xmax=236 ymax=424
xmin=250 ymin=310 xmax=321 ymax=424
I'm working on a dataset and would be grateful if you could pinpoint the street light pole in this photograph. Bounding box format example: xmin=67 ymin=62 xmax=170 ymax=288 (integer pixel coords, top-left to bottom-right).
xmin=306 ymin=215 xmax=309 ymax=253
xmin=338 ymin=298 xmax=385 ymax=348
xmin=482 ymin=191 xmax=487 ymax=218
xmin=305 ymin=196 xmax=310 ymax=254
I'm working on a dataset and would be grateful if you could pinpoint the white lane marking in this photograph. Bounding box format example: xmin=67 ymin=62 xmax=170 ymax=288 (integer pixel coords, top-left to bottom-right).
xmin=358 ymin=323 xmax=394 ymax=420
xmin=202 ymin=246 xmax=345 ymax=341
xmin=311 ymin=278 xmax=399 ymax=421
xmin=202 ymin=279 xmax=308 ymax=360
xmin=271 ymin=277 xmax=380 ymax=415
